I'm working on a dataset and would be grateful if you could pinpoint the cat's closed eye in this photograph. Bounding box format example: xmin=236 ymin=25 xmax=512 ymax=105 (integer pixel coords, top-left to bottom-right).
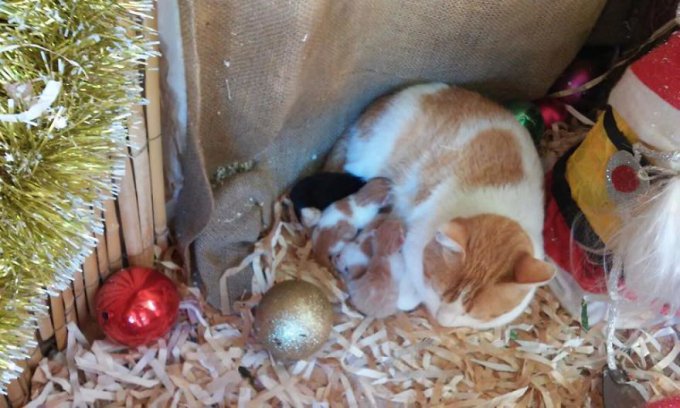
xmin=432 ymin=215 xmax=554 ymax=329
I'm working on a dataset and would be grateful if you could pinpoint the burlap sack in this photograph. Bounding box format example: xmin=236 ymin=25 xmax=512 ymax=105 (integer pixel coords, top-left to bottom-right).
xmin=159 ymin=0 xmax=606 ymax=311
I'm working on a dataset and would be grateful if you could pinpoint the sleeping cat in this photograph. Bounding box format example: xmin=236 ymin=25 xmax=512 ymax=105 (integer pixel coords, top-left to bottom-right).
xmin=325 ymin=83 xmax=555 ymax=329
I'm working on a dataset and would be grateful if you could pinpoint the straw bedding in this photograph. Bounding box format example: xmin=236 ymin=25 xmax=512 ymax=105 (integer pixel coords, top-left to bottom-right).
xmin=27 ymin=125 xmax=680 ymax=407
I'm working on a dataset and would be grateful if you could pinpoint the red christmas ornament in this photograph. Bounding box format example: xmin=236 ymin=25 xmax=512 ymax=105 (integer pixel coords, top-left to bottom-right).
xmin=647 ymin=395 xmax=680 ymax=408
xmin=95 ymin=267 xmax=180 ymax=347
xmin=552 ymin=60 xmax=594 ymax=105
xmin=536 ymin=98 xmax=568 ymax=127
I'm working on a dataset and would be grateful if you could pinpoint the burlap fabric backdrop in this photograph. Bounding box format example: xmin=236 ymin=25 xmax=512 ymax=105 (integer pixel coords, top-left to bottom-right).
xmin=160 ymin=0 xmax=606 ymax=312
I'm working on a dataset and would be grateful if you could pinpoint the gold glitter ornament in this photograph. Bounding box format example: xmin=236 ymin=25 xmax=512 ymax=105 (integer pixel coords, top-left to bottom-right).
xmin=254 ymin=280 xmax=333 ymax=360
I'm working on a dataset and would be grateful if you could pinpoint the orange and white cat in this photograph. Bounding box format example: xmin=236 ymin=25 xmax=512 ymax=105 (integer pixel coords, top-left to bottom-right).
xmin=326 ymin=83 xmax=555 ymax=329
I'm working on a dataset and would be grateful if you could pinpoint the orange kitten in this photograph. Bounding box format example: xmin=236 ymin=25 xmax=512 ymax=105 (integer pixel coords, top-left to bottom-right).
xmin=305 ymin=179 xmax=404 ymax=318
xmin=308 ymin=178 xmax=393 ymax=268
xmin=333 ymin=215 xmax=404 ymax=318
xmin=328 ymin=83 xmax=554 ymax=329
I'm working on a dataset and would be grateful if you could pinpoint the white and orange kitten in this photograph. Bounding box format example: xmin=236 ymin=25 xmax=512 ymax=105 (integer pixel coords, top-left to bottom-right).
xmin=324 ymin=83 xmax=555 ymax=329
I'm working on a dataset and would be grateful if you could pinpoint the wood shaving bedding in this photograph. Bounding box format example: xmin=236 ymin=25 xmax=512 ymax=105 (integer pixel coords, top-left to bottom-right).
xmin=28 ymin=128 xmax=679 ymax=407
xmin=26 ymin=211 xmax=680 ymax=407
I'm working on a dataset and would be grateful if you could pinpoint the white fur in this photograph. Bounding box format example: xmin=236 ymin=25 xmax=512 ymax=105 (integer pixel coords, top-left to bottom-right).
xmin=435 ymin=231 xmax=464 ymax=253
xmin=436 ymin=287 xmax=536 ymax=329
xmin=608 ymin=177 xmax=680 ymax=315
xmin=397 ymin=270 xmax=422 ymax=311
xmin=317 ymin=197 xmax=380 ymax=230
xmin=300 ymin=207 xmax=321 ymax=228
xmin=344 ymin=83 xmax=546 ymax=327
xmin=329 ymin=240 xmax=349 ymax=254
xmin=335 ymin=241 xmax=369 ymax=273
xmin=344 ymin=83 xmax=449 ymax=178
xmin=349 ymin=199 xmax=381 ymax=228
xmin=317 ymin=205 xmax=347 ymax=229
xmin=314 ymin=196 xmax=384 ymax=259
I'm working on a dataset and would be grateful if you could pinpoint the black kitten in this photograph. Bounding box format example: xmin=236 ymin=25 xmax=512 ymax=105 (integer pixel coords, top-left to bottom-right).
xmin=289 ymin=172 xmax=366 ymax=219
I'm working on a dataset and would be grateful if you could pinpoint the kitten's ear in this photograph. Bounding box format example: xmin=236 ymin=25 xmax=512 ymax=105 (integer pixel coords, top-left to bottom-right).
xmin=301 ymin=207 xmax=322 ymax=228
xmin=435 ymin=220 xmax=467 ymax=254
xmin=513 ymin=253 xmax=555 ymax=285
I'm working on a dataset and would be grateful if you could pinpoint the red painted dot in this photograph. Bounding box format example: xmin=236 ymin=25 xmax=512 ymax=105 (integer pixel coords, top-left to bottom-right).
xmin=611 ymin=165 xmax=639 ymax=193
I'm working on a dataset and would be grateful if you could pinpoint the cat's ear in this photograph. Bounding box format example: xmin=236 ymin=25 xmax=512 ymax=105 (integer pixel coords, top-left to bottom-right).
xmin=301 ymin=207 xmax=322 ymax=228
xmin=435 ymin=220 xmax=467 ymax=254
xmin=513 ymin=252 xmax=555 ymax=285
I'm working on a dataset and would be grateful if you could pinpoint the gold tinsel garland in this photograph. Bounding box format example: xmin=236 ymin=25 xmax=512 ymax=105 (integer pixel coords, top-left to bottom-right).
xmin=0 ymin=0 xmax=154 ymax=390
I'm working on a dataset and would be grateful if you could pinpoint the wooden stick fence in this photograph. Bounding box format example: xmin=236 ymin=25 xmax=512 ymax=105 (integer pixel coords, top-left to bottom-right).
xmin=2 ymin=6 xmax=167 ymax=405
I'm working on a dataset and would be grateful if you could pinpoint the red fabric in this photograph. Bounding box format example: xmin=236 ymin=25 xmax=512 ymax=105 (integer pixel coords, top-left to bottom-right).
xmin=647 ymin=395 xmax=680 ymax=408
xmin=544 ymin=172 xmax=680 ymax=317
xmin=631 ymin=31 xmax=680 ymax=110
xmin=543 ymin=172 xmax=607 ymax=294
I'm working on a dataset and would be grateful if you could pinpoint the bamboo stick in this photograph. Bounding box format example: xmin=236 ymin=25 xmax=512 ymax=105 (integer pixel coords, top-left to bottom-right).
xmin=72 ymin=269 xmax=88 ymax=325
xmin=82 ymin=251 xmax=100 ymax=317
xmin=128 ymin=104 xmax=155 ymax=267
xmin=6 ymin=377 xmax=25 ymax=408
xmin=62 ymin=287 xmax=77 ymax=327
xmin=4 ymin=357 xmax=29 ymax=407
xmin=20 ymin=9 xmax=170 ymax=399
xmin=28 ymin=347 xmax=42 ymax=371
xmin=104 ymin=199 xmax=123 ymax=273
xmin=18 ymin=359 xmax=30 ymax=403
xmin=37 ymin=297 xmax=54 ymax=341
xmin=49 ymin=294 xmax=67 ymax=350
xmin=23 ymin=347 xmax=43 ymax=402
xmin=144 ymin=8 xmax=169 ymax=250
xmin=118 ymin=158 xmax=145 ymax=266
xmin=95 ymin=207 xmax=111 ymax=279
